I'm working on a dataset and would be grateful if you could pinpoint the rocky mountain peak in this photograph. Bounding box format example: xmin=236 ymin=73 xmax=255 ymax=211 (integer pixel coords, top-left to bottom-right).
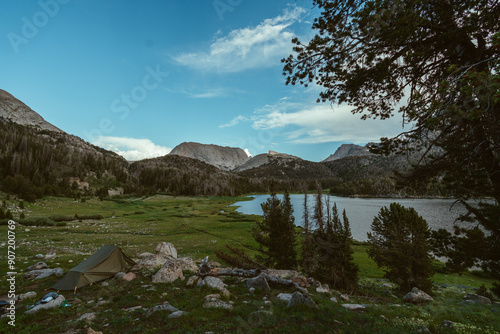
xmin=322 ymin=144 xmax=372 ymax=162
xmin=0 ymin=89 xmax=62 ymax=133
xmin=169 ymin=142 xmax=250 ymax=171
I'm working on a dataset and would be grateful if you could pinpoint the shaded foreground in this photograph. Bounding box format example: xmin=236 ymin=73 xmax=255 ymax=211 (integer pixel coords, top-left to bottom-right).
xmin=0 ymin=195 xmax=499 ymax=333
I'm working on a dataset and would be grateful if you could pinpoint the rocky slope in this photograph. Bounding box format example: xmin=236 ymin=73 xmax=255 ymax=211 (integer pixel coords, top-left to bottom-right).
xmin=169 ymin=142 xmax=250 ymax=171
xmin=322 ymin=144 xmax=372 ymax=162
xmin=0 ymin=89 xmax=62 ymax=133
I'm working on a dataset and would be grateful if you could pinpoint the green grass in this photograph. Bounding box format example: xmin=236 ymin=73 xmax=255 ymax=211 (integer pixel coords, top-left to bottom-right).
xmin=0 ymin=194 xmax=499 ymax=333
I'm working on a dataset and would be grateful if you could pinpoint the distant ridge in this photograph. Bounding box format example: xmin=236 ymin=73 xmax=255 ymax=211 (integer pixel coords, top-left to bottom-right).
xmin=322 ymin=144 xmax=372 ymax=162
xmin=0 ymin=89 xmax=62 ymax=133
xmin=169 ymin=142 xmax=250 ymax=171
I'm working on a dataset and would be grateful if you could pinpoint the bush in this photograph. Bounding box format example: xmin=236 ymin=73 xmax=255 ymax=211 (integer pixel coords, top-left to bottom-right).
xmin=367 ymin=202 xmax=434 ymax=294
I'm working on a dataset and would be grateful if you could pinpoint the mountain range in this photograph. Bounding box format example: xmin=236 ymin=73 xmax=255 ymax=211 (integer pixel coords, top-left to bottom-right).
xmin=0 ymin=89 xmax=440 ymax=199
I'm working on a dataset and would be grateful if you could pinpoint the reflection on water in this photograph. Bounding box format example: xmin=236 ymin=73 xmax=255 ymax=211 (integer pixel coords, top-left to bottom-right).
xmin=231 ymin=194 xmax=482 ymax=241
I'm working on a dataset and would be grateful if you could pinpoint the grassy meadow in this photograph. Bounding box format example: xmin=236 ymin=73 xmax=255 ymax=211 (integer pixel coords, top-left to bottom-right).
xmin=0 ymin=195 xmax=499 ymax=333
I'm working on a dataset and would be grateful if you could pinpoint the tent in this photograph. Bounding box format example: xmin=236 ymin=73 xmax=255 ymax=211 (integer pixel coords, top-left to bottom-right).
xmin=52 ymin=245 xmax=135 ymax=291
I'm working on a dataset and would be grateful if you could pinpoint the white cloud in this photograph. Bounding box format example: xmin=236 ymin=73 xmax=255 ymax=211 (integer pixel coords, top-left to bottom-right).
xmin=93 ymin=136 xmax=172 ymax=161
xmin=219 ymin=115 xmax=249 ymax=128
xmin=173 ymin=5 xmax=306 ymax=73
xmin=252 ymin=101 xmax=407 ymax=144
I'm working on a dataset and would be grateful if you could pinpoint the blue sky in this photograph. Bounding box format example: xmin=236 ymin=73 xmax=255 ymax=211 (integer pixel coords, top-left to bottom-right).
xmin=1 ymin=0 xmax=404 ymax=161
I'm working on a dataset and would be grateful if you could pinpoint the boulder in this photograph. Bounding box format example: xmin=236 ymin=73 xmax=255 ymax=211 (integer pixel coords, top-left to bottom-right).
xmin=402 ymin=287 xmax=434 ymax=305
xmin=132 ymin=258 xmax=163 ymax=271
xmin=156 ymin=242 xmax=177 ymax=259
xmin=152 ymin=259 xmax=185 ymax=283
xmin=26 ymin=262 xmax=48 ymax=271
xmin=178 ymin=257 xmax=199 ymax=272
xmin=246 ymin=275 xmax=271 ymax=292
xmin=199 ymin=276 xmax=230 ymax=296
xmin=24 ymin=268 xmax=63 ymax=280
xmin=287 ymin=292 xmax=318 ymax=309
xmin=25 ymin=294 xmax=65 ymax=314
xmin=463 ymin=293 xmax=492 ymax=304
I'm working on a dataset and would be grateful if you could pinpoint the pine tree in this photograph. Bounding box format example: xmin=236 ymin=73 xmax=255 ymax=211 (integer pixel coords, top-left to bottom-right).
xmin=367 ymin=203 xmax=434 ymax=293
xmin=253 ymin=190 xmax=297 ymax=269
xmin=312 ymin=203 xmax=359 ymax=290
xmin=313 ymin=184 xmax=324 ymax=231
xmin=301 ymin=187 xmax=315 ymax=274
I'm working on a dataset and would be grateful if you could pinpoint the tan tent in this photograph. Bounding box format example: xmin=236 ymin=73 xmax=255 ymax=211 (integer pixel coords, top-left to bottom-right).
xmin=52 ymin=245 xmax=135 ymax=291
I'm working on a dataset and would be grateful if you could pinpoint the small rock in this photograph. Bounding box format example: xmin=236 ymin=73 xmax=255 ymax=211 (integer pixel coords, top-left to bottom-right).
xmin=125 ymin=306 xmax=144 ymax=312
xmin=204 ymin=294 xmax=221 ymax=300
xmin=68 ymin=260 xmax=73 ymax=263
xmin=292 ymin=275 xmax=309 ymax=287
xmin=316 ymin=284 xmax=330 ymax=294
xmin=77 ymin=312 xmax=96 ymax=323
xmin=249 ymin=287 xmax=256 ymax=294
xmin=330 ymin=297 xmax=338 ymax=303
xmin=341 ymin=304 xmax=366 ymax=311
xmin=86 ymin=328 xmax=103 ymax=334
xmin=402 ymin=287 xmax=434 ymax=305
xmin=101 ymin=281 xmax=109 ymax=287
xmin=382 ymin=283 xmax=393 ymax=289
xmin=19 ymin=291 xmax=37 ymax=301
xmin=146 ymin=302 xmax=179 ymax=316
xmin=203 ymin=297 xmax=233 ymax=310
xmin=334 ymin=320 xmax=345 ymax=326
xmin=45 ymin=253 xmax=56 ymax=260
xmin=96 ymin=300 xmax=109 ymax=307
xmin=339 ymin=294 xmax=349 ymax=302
xmin=73 ymin=298 xmax=82 ymax=305
xmin=277 ymin=293 xmax=292 ymax=303
xmin=168 ymin=311 xmax=188 ymax=318
xmin=35 ymin=254 xmax=44 ymax=259
xmin=441 ymin=320 xmax=454 ymax=328
xmin=114 ymin=272 xmax=126 ymax=280
xmin=186 ymin=275 xmax=199 ymax=287
xmin=123 ymin=272 xmax=136 ymax=281
xmin=264 ymin=301 xmax=272 ymax=305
